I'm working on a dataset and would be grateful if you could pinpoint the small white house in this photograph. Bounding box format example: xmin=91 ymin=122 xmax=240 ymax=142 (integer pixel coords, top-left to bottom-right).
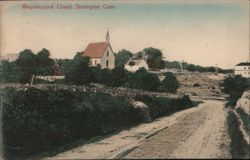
xmin=81 ymin=30 xmax=115 ymax=69
xmin=234 ymin=62 xmax=250 ymax=78
xmin=124 ymin=59 xmax=149 ymax=72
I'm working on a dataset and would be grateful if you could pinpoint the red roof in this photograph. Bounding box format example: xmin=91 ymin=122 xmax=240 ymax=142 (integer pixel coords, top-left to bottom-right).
xmin=83 ymin=42 xmax=109 ymax=58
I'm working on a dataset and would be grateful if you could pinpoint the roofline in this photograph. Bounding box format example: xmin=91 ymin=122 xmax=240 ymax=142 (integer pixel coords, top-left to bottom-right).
xmin=236 ymin=64 xmax=250 ymax=66
xmin=108 ymin=43 xmax=114 ymax=55
xmin=83 ymin=42 xmax=114 ymax=58
xmin=83 ymin=55 xmax=102 ymax=58
xmin=125 ymin=59 xmax=147 ymax=65
xmin=87 ymin=41 xmax=108 ymax=44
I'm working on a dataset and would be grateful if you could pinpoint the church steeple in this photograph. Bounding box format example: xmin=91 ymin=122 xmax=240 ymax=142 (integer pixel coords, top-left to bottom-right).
xmin=106 ymin=28 xmax=110 ymax=43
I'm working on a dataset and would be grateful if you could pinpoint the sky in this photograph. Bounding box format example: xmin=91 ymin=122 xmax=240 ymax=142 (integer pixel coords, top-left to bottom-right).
xmin=0 ymin=0 xmax=249 ymax=69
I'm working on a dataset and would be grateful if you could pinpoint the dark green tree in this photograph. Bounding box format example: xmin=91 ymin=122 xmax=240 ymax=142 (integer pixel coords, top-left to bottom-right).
xmin=65 ymin=53 xmax=93 ymax=85
xmin=160 ymin=72 xmax=179 ymax=93
xmin=143 ymin=47 xmax=164 ymax=70
xmin=57 ymin=58 xmax=72 ymax=75
xmin=16 ymin=49 xmax=37 ymax=83
xmin=115 ymin=49 xmax=133 ymax=67
xmin=36 ymin=48 xmax=55 ymax=75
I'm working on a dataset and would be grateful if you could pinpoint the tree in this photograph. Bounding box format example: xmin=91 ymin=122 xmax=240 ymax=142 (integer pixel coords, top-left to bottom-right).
xmin=115 ymin=49 xmax=133 ymax=67
xmin=143 ymin=47 xmax=164 ymax=70
xmin=57 ymin=59 xmax=72 ymax=75
xmin=16 ymin=49 xmax=37 ymax=83
xmin=65 ymin=53 xmax=93 ymax=85
xmin=186 ymin=63 xmax=216 ymax=73
xmin=36 ymin=48 xmax=55 ymax=75
xmin=160 ymin=72 xmax=179 ymax=93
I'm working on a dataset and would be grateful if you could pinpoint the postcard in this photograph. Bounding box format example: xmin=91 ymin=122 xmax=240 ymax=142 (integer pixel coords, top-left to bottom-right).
xmin=0 ymin=0 xmax=249 ymax=159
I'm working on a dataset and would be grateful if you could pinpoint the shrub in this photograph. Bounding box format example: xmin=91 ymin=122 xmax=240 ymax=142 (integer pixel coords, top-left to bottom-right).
xmin=227 ymin=111 xmax=249 ymax=159
xmin=127 ymin=68 xmax=161 ymax=91
xmin=91 ymin=66 xmax=127 ymax=87
xmin=0 ymin=61 xmax=20 ymax=83
xmin=99 ymin=68 xmax=113 ymax=86
xmin=220 ymin=75 xmax=249 ymax=107
xmin=134 ymin=95 xmax=193 ymax=120
xmin=110 ymin=66 xmax=126 ymax=87
xmin=236 ymin=108 xmax=250 ymax=135
xmin=65 ymin=54 xmax=93 ymax=85
xmin=2 ymin=87 xmax=139 ymax=159
xmin=159 ymin=72 xmax=179 ymax=93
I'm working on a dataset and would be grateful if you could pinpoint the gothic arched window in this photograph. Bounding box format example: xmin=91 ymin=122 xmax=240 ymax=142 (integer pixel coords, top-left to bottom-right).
xmin=106 ymin=60 xmax=109 ymax=67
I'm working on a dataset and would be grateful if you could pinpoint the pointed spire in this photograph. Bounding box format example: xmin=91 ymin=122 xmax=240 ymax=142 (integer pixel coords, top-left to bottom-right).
xmin=106 ymin=28 xmax=110 ymax=43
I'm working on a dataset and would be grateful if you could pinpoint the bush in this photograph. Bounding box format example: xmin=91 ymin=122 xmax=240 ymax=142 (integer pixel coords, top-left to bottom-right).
xmin=236 ymin=108 xmax=250 ymax=135
xmin=159 ymin=72 xmax=179 ymax=93
xmin=134 ymin=95 xmax=193 ymax=120
xmin=126 ymin=68 xmax=161 ymax=91
xmin=92 ymin=68 xmax=112 ymax=86
xmin=91 ymin=66 xmax=127 ymax=87
xmin=2 ymin=87 xmax=139 ymax=159
xmin=221 ymin=75 xmax=249 ymax=107
xmin=227 ymin=111 xmax=249 ymax=159
xmin=65 ymin=54 xmax=93 ymax=85
xmin=110 ymin=66 xmax=127 ymax=87
xmin=0 ymin=61 xmax=20 ymax=83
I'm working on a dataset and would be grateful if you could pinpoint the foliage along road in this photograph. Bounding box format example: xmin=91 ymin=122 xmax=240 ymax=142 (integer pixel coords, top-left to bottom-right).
xmin=47 ymin=100 xmax=231 ymax=159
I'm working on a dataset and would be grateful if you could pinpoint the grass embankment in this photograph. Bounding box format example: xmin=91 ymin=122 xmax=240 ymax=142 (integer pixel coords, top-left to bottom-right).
xmin=236 ymin=108 xmax=250 ymax=136
xmin=1 ymin=87 xmax=194 ymax=159
xmin=227 ymin=111 xmax=249 ymax=159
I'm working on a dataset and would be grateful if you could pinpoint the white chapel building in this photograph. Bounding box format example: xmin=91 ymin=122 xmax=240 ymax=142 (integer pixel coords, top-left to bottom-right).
xmin=82 ymin=30 xmax=115 ymax=69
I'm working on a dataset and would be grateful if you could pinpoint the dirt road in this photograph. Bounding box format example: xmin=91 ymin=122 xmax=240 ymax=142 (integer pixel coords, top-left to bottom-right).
xmin=48 ymin=100 xmax=230 ymax=159
xmin=124 ymin=100 xmax=231 ymax=159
